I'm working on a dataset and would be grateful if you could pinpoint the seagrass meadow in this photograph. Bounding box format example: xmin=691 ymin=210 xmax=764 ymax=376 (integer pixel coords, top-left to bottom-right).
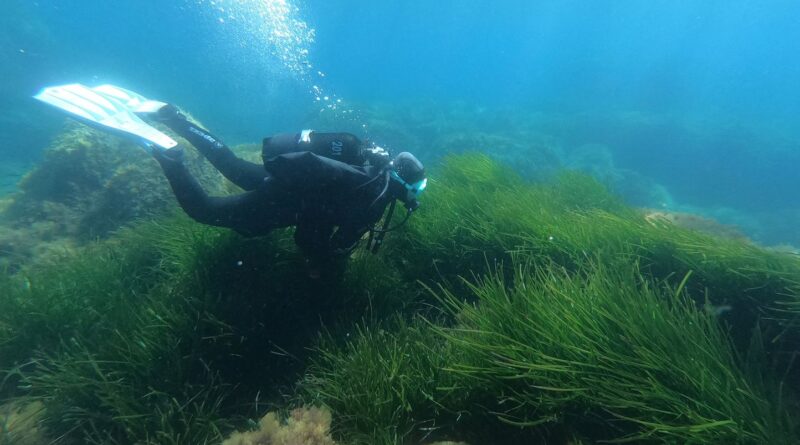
xmin=1 ymin=154 xmax=799 ymax=444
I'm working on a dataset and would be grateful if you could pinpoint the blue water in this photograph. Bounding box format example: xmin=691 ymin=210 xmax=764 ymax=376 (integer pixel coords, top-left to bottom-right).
xmin=2 ymin=0 xmax=800 ymax=244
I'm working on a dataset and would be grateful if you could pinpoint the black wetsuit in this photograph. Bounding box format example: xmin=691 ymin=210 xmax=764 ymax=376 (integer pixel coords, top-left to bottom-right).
xmin=154 ymin=116 xmax=392 ymax=263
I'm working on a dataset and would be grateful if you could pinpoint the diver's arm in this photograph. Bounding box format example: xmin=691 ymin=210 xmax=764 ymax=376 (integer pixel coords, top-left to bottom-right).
xmin=159 ymin=110 xmax=267 ymax=191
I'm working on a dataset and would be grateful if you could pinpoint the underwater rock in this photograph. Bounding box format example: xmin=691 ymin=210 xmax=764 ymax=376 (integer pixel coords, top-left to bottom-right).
xmin=222 ymin=406 xmax=336 ymax=445
xmin=643 ymin=209 xmax=747 ymax=239
xmin=0 ymin=122 xmax=230 ymax=269
xmin=0 ymin=401 xmax=47 ymax=445
xmin=0 ymin=223 xmax=77 ymax=274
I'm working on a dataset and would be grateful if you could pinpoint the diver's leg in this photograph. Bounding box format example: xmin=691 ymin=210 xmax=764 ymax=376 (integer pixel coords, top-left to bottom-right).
xmin=156 ymin=106 xmax=268 ymax=191
xmin=153 ymin=149 xmax=289 ymax=234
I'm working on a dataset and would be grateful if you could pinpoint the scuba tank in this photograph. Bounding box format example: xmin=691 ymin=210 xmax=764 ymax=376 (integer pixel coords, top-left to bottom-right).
xmin=262 ymin=130 xmax=365 ymax=165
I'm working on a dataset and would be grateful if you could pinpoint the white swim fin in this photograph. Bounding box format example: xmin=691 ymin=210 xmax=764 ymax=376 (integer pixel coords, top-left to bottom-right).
xmin=34 ymin=83 xmax=178 ymax=150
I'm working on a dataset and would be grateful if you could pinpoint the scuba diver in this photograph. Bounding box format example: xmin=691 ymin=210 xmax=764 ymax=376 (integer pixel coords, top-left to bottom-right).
xmin=34 ymin=84 xmax=428 ymax=277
